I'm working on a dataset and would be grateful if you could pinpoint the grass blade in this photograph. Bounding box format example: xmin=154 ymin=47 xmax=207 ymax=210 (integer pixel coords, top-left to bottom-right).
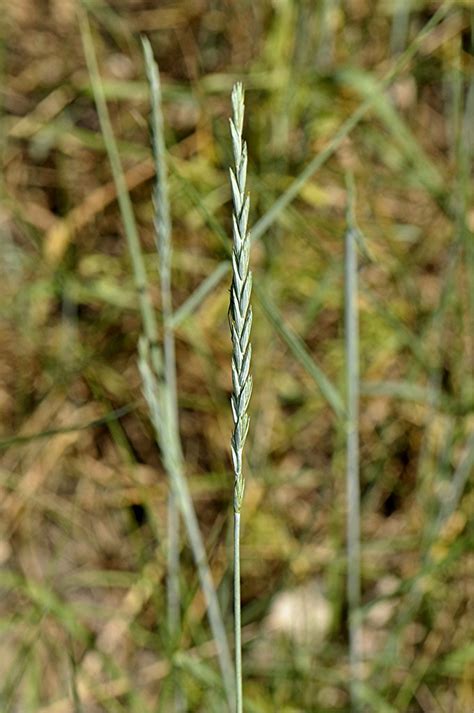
xmin=79 ymin=11 xmax=162 ymax=378
xmin=255 ymin=282 xmax=344 ymax=419
xmin=170 ymin=261 xmax=231 ymax=328
xmin=344 ymin=174 xmax=362 ymax=709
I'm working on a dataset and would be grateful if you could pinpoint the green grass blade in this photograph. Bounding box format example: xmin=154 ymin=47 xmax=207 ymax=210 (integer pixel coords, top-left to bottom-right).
xmin=79 ymin=10 xmax=162 ymax=379
xmin=344 ymin=174 xmax=362 ymax=709
xmin=170 ymin=261 xmax=231 ymax=328
xmin=255 ymin=282 xmax=344 ymax=419
xmin=0 ymin=404 xmax=136 ymax=450
xmin=335 ymin=67 xmax=444 ymax=195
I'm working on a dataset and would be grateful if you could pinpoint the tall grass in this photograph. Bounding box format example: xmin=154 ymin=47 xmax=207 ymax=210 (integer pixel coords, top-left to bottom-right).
xmin=80 ymin=15 xmax=234 ymax=708
xmin=72 ymin=6 xmax=466 ymax=711
xmin=228 ymin=83 xmax=252 ymax=713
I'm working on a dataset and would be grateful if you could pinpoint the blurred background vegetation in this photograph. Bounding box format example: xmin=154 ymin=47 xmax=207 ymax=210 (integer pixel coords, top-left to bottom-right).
xmin=0 ymin=0 xmax=473 ymax=711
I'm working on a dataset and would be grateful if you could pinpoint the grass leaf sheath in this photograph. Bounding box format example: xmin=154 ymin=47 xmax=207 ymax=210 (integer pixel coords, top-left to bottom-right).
xmin=229 ymin=82 xmax=252 ymax=713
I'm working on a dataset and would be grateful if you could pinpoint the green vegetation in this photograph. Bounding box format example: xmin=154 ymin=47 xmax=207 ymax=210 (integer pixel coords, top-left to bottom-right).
xmin=0 ymin=1 xmax=473 ymax=712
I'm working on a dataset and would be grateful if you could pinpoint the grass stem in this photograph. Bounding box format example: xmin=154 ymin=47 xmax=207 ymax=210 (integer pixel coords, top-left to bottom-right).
xmin=142 ymin=35 xmax=181 ymax=654
xmin=345 ymin=174 xmax=361 ymax=709
xmin=233 ymin=512 xmax=242 ymax=713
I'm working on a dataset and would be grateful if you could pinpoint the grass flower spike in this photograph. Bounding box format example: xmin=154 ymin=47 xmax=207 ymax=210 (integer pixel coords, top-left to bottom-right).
xmin=229 ymin=83 xmax=252 ymax=515
xmin=229 ymin=82 xmax=252 ymax=713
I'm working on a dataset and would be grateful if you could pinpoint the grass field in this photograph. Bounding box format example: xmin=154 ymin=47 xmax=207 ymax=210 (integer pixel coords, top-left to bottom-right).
xmin=1 ymin=1 xmax=473 ymax=711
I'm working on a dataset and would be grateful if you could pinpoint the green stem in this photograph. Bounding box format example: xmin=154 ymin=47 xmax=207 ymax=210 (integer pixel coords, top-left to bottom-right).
xmin=345 ymin=175 xmax=361 ymax=710
xmin=234 ymin=511 xmax=243 ymax=713
xmin=79 ymin=11 xmax=162 ymax=382
xmin=140 ymin=347 xmax=235 ymax=707
xmin=142 ymin=35 xmax=182 ymax=654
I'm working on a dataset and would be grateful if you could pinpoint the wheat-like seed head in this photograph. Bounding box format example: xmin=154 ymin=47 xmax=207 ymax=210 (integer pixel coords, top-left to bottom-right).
xmin=229 ymin=83 xmax=252 ymax=514
xmin=142 ymin=37 xmax=171 ymax=270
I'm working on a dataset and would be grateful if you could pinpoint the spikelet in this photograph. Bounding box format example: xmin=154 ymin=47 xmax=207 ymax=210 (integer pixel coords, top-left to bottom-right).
xmin=229 ymin=83 xmax=252 ymax=514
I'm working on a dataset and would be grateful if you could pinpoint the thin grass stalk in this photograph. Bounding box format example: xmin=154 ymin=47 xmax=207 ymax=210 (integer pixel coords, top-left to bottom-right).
xmin=80 ymin=16 xmax=234 ymax=707
xmin=431 ymin=430 xmax=474 ymax=565
xmin=170 ymin=261 xmax=231 ymax=328
xmin=344 ymin=174 xmax=361 ymax=710
xmin=233 ymin=511 xmax=242 ymax=712
xmin=254 ymin=282 xmax=344 ymax=418
xmin=229 ymin=83 xmax=252 ymax=713
xmin=68 ymin=647 xmax=83 ymax=713
xmin=79 ymin=11 xmax=162 ymax=378
xmin=0 ymin=404 xmax=135 ymax=450
xmin=138 ymin=342 xmax=235 ymax=708
xmin=142 ymin=36 xmax=181 ymax=651
xmin=462 ymin=15 xmax=474 ymax=384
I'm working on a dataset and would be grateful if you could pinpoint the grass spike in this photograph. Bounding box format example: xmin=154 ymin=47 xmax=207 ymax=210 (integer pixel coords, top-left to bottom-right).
xmin=142 ymin=35 xmax=181 ymax=662
xmin=229 ymin=82 xmax=252 ymax=713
